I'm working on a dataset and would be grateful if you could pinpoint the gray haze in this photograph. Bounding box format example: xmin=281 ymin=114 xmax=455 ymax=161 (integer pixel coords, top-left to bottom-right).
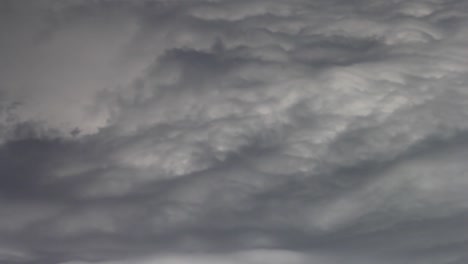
xmin=1 ymin=0 xmax=468 ymax=263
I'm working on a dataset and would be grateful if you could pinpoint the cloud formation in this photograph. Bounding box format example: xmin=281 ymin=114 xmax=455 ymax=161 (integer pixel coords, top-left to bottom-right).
xmin=1 ymin=0 xmax=468 ymax=263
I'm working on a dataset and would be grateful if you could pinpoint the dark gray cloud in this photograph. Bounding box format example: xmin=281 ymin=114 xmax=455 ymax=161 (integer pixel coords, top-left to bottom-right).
xmin=1 ymin=0 xmax=468 ymax=263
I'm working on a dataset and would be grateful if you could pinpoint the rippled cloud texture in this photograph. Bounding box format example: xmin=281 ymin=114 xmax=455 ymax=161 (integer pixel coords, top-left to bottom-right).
xmin=1 ymin=0 xmax=468 ymax=263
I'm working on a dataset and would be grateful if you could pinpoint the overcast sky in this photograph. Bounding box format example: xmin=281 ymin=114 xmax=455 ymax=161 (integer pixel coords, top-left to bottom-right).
xmin=1 ymin=0 xmax=468 ymax=263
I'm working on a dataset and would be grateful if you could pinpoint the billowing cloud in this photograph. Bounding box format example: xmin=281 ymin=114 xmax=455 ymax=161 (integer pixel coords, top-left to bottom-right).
xmin=1 ymin=0 xmax=468 ymax=263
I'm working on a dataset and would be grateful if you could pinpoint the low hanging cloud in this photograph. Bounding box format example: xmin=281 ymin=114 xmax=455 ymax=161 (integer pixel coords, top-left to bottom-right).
xmin=1 ymin=0 xmax=468 ymax=264
xmin=58 ymin=250 xmax=313 ymax=264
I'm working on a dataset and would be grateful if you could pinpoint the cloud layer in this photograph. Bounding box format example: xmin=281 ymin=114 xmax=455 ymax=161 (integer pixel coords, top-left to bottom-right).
xmin=1 ymin=0 xmax=468 ymax=263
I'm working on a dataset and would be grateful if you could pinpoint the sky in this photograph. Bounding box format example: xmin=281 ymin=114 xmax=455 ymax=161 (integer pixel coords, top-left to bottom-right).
xmin=0 ymin=0 xmax=468 ymax=263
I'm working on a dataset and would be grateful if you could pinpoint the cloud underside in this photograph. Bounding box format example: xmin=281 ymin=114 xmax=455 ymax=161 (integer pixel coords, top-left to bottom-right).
xmin=0 ymin=0 xmax=468 ymax=263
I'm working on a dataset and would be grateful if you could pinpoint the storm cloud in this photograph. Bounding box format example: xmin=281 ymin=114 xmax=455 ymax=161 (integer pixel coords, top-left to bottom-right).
xmin=1 ymin=0 xmax=468 ymax=263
